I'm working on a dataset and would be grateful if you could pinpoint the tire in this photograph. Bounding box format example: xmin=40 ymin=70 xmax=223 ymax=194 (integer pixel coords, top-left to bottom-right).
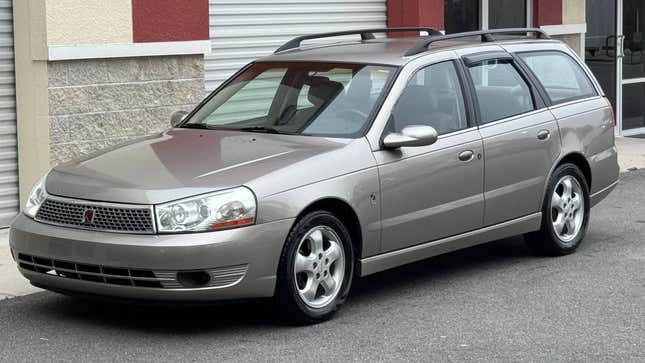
xmin=525 ymin=163 xmax=590 ymax=256
xmin=275 ymin=210 xmax=354 ymax=325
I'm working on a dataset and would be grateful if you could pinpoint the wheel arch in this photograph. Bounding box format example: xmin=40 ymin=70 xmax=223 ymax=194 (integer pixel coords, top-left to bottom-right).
xmin=541 ymin=152 xmax=592 ymax=206
xmin=553 ymin=152 xmax=592 ymax=190
xmin=295 ymin=197 xmax=363 ymax=264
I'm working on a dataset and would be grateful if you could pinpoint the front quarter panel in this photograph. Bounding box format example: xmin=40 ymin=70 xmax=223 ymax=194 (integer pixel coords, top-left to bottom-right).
xmin=254 ymin=138 xmax=380 ymax=258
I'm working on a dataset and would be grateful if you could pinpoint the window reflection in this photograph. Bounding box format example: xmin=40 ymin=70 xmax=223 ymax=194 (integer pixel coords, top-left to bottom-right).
xmin=489 ymin=0 xmax=526 ymax=29
xmin=445 ymin=0 xmax=479 ymax=34
xmin=585 ymin=0 xmax=617 ymax=109
xmin=623 ymin=83 xmax=645 ymax=130
xmin=623 ymin=0 xmax=645 ymax=79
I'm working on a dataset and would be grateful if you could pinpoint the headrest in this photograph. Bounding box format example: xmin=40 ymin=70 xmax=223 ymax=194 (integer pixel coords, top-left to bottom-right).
xmin=305 ymin=76 xmax=344 ymax=106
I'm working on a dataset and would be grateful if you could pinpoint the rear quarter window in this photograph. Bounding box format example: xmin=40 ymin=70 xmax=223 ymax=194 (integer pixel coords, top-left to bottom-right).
xmin=519 ymin=51 xmax=597 ymax=104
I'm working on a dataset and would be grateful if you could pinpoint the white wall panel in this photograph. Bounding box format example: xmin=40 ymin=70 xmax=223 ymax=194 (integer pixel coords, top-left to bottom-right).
xmin=206 ymin=0 xmax=387 ymax=91
xmin=0 ymin=0 xmax=18 ymax=226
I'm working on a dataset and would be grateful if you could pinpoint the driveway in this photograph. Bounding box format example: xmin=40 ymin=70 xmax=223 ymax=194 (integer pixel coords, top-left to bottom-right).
xmin=0 ymin=170 xmax=644 ymax=362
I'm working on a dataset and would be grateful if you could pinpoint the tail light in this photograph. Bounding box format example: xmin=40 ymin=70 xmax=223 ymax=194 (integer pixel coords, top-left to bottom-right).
xmin=605 ymin=97 xmax=616 ymax=143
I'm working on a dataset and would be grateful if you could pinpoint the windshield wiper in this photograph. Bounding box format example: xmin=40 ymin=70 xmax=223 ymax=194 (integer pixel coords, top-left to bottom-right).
xmin=238 ymin=126 xmax=283 ymax=134
xmin=181 ymin=123 xmax=215 ymax=130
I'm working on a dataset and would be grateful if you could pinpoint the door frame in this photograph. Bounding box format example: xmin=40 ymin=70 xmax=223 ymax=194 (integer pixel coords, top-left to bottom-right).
xmin=616 ymin=0 xmax=645 ymax=136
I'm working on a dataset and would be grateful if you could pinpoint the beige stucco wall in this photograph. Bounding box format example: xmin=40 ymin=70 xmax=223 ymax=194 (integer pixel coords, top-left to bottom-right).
xmin=562 ymin=0 xmax=586 ymax=25
xmin=14 ymin=0 xmax=51 ymax=206
xmin=45 ymin=0 xmax=133 ymax=46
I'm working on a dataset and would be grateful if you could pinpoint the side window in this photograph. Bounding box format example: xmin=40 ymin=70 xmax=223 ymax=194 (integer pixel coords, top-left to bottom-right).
xmin=391 ymin=61 xmax=468 ymax=135
xmin=519 ymin=51 xmax=597 ymax=104
xmin=468 ymin=60 xmax=535 ymax=124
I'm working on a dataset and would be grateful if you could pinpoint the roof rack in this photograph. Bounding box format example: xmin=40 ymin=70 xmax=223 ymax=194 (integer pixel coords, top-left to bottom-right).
xmin=274 ymin=27 xmax=443 ymax=53
xmin=404 ymin=28 xmax=550 ymax=56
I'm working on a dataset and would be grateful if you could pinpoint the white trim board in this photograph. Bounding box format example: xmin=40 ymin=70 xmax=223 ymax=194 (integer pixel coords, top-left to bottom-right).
xmin=48 ymin=40 xmax=212 ymax=61
xmin=540 ymin=23 xmax=587 ymax=36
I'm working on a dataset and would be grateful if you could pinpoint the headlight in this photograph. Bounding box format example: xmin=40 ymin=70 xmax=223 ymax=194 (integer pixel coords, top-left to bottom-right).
xmin=155 ymin=187 xmax=256 ymax=233
xmin=24 ymin=174 xmax=48 ymax=218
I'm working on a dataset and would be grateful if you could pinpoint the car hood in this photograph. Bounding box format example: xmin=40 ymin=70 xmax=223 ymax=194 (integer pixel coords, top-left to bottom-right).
xmin=46 ymin=129 xmax=375 ymax=204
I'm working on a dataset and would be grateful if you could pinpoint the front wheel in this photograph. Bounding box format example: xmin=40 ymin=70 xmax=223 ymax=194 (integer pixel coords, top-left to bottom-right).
xmin=525 ymin=163 xmax=590 ymax=256
xmin=275 ymin=211 xmax=354 ymax=324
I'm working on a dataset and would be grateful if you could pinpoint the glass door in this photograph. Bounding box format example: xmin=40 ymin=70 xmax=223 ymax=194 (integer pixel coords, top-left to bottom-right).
xmin=618 ymin=0 xmax=645 ymax=135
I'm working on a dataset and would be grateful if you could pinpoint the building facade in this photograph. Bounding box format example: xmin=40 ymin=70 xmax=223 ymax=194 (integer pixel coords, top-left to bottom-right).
xmin=6 ymin=0 xmax=592 ymax=226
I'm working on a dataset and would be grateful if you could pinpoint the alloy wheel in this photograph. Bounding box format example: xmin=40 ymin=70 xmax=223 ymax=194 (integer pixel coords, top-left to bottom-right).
xmin=550 ymin=175 xmax=585 ymax=244
xmin=293 ymin=226 xmax=345 ymax=309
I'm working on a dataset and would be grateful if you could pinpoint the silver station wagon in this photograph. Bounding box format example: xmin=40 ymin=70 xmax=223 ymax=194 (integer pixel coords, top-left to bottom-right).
xmin=11 ymin=28 xmax=619 ymax=324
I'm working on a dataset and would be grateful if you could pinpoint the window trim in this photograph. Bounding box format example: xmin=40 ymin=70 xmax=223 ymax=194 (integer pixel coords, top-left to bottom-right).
xmin=385 ymin=59 xmax=474 ymax=136
xmin=515 ymin=50 xmax=600 ymax=106
xmin=461 ymin=55 xmax=546 ymax=126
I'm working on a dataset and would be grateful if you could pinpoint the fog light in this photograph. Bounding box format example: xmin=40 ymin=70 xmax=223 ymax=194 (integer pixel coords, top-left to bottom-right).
xmin=176 ymin=271 xmax=211 ymax=288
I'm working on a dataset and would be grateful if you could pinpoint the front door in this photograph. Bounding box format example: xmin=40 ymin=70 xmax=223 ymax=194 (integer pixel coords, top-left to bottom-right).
xmin=375 ymin=60 xmax=484 ymax=253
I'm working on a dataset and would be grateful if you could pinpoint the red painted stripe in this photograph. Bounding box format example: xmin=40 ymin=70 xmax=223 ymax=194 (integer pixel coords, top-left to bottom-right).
xmin=533 ymin=0 xmax=563 ymax=26
xmin=132 ymin=0 xmax=209 ymax=43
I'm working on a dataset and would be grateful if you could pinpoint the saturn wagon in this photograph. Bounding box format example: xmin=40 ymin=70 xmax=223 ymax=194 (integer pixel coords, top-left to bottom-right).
xmin=10 ymin=28 xmax=619 ymax=324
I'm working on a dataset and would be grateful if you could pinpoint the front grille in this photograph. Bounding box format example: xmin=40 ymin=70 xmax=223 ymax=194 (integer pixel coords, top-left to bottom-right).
xmin=35 ymin=197 xmax=155 ymax=234
xmin=17 ymin=253 xmax=248 ymax=290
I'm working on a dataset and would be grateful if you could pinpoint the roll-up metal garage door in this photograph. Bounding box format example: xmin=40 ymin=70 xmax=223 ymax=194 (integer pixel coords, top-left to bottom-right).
xmin=206 ymin=0 xmax=388 ymax=91
xmin=0 ymin=0 xmax=18 ymax=226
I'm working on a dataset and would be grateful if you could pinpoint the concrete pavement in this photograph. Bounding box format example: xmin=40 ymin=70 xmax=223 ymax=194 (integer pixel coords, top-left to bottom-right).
xmin=616 ymin=136 xmax=645 ymax=171
xmin=0 ymin=135 xmax=643 ymax=300
xmin=0 ymin=229 xmax=40 ymax=300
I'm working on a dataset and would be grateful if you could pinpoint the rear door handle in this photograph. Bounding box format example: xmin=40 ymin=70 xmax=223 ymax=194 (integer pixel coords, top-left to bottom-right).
xmin=537 ymin=130 xmax=550 ymax=141
xmin=458 ymin=150 xmax=474 ymax=162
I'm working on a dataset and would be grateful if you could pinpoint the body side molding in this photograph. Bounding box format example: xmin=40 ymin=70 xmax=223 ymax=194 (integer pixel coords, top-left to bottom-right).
xmin=359 ymin=212 xmax=542 ymax=276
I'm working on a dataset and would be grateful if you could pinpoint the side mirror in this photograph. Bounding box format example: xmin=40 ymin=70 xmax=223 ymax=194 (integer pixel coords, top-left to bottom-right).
xmin=382 ymin=125 xmax=438 ymax=148
xmin=170 ymin=110 xmax=189 ymax=127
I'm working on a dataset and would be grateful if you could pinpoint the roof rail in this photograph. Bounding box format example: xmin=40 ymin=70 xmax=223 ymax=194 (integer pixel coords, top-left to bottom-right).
xmin=404 ymin=28 xmax=550 ymax=56
xmin=274 ymin=27 xmax=443 ymax=53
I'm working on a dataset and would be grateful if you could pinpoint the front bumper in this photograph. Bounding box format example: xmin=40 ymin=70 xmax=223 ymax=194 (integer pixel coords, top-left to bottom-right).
xmin=9 ymin=214 xmax=294 ymax=302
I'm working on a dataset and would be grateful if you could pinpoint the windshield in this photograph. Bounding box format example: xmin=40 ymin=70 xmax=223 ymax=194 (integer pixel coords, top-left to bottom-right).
xmin=184 ymin=62 xmax=397 ymax=137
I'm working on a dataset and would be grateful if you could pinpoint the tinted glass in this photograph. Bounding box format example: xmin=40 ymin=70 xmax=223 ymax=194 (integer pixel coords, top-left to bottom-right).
xmin=489 ymin=0 xmax=526 ymax=29
xmin=520 ymin=51 xmax=597 ymax=103
xmin=623 ymin=0 xmax=645 ymax=79
xmin=585 ymin=0 xmax=616 ymax=109
xmin=186 ymin=62 xmax=396 ymax=137
xmin=445 ymin=0 xmax=479 ymax=34
xmin=391 ymin=61 xmax=468 ymax=135
xmin=623 ymin=83 xmax=645 ymax=130
xmin=468 ymin=60 xmax=535 ymax=124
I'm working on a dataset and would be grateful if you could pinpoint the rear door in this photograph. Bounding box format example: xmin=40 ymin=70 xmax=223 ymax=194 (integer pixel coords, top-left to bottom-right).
xmin=514 ymin=49 xmax=618 ymax=195
xmin=462 ymin=51 xmax=561 ymax=226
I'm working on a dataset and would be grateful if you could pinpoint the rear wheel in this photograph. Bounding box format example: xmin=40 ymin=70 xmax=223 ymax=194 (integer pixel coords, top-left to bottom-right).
xmin=275 ymin=211 xmax=354 ymax=324
xmin=525 ymin=163 xmax=590 ymax=256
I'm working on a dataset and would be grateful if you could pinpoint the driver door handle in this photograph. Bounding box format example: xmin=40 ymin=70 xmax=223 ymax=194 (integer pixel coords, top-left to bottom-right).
xmin=537 ymin=130 xmax=550 ymax=141
xmin=458 ymin=150 xmax=474 ymax=162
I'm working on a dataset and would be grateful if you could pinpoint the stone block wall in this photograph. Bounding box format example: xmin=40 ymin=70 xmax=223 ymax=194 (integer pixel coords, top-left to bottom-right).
xmin=47 ymin=54 xmax=204 ymax=164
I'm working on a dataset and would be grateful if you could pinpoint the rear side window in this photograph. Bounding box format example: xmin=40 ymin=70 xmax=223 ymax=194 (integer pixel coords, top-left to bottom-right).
xmin=519 ymin=51 xmax=597 ymax=104
xmin=468 ymin=60 xmax=535 ymax=124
